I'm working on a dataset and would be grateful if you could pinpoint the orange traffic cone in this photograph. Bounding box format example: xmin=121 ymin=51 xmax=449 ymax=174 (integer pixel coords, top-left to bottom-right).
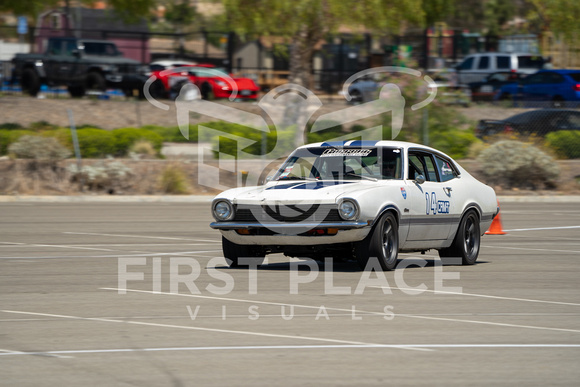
xmin=486 ymin=201 xmax=506 ymax=235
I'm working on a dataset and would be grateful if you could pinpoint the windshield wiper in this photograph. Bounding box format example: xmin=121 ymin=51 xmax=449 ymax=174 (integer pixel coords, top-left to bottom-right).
xmin=345 ymin=172 xmax=378 ymax=182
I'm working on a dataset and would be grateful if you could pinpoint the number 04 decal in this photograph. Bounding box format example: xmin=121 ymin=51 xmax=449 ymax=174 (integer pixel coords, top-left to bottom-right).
xmin=425 ymin=192 xmax=450 ymax=215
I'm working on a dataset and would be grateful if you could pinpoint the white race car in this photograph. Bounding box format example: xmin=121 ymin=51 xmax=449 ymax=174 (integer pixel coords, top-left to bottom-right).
xmin=210 ymin=140 xmax=498 ymax=270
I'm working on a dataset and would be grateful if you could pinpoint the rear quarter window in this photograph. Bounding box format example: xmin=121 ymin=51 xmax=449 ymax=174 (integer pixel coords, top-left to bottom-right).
xmin=517 ymin=56 xmax=544 ymax=69
xmin=568 ymin=73 xmax=580 ymax=82
xmin=496 ymin=56 xmax=510 ymax=69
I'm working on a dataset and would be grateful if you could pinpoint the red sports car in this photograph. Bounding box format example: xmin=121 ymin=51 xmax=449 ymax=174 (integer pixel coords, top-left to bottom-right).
xmin=148 ymin=61 xmax=259 ymax=100
xmin=189 ymin=64 xmax=260 ymax=100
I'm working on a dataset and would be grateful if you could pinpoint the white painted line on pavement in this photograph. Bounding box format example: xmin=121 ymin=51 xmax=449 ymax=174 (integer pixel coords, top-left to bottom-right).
xmin=372 ymin=286 xmax=580 ymax=307
xmin=0 ymin=344 xmax=579 ymax=357
xmin=482 ymin=245 xmax=580 ymax=254
xmin=0 ymin=243 xmax=115 ymax=252
xmin=504 ymin=226 xmax=580 ymax=232
xmin=0 ymin=309 xmax=426 ymax=351
xmin=101 ymin=288 xmax=580 ymax=334
xmin=0 ymin=251 xmax=222 ymax=260
xmin=63 ymin=232 xmax=220 ymax=243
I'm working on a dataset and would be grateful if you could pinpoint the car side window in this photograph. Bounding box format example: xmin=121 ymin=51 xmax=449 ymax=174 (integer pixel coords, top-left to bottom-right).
xmin=497 ymin=56 xmax=510 ymax=69
xmin=546 ymin=73 xmax=564 ymax=83
xmin=477 ymin=56 xmax=490 ymax=70
xmin=458 ymin=57 xmax=474 ymax=71
xmin=408 ymin=152 xmax=438 ymax=182
xmin=435 ymin=156 xmax=458 ymax=182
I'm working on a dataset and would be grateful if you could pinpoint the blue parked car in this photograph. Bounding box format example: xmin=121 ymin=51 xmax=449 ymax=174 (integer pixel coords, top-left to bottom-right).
xmin=495 ymin=69 xmax=580 ymax=107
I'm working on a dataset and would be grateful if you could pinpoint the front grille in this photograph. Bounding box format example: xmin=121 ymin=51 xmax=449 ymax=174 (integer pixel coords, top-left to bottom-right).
xmin=235 ymin=204 xmax=341 ymax=223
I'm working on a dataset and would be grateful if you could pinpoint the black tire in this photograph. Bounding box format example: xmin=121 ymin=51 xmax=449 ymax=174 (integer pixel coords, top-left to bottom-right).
xmin=350 ymin=89 xmax=363 ymax=104
xmin=201 ymin=83 xmax=214 ymax=100
xmin=68 ymin=85 xmax=85 ymax=98
xmin=355 ymin=212 xmax=399 ymax=271
xmin=222 ymin=236 xmax=264 ymax=268
xmin=149 ymin=79 xmax=168 ymax=99
xmin=439 ymin=210 xmax=480 ymax=265
xmin=552 ymin=97 xmax=564 ymax=108
xmin=85 ymin=72 xmax=106 ymax=92
xmin=21 ymin=68 xmax=40 ymax=97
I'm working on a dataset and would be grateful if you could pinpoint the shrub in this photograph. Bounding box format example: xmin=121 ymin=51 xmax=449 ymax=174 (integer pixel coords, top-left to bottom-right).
xmin=545 ymin=130 xmax=580 ymax=159
xmin=142 ymin=125 xmax=196 ymax=143
xmin=0 ymin=123 xmax=23 ymax=130
xmin=75 ymin=128 xmax=115 ymax=158
xmin=111 ymin=128 xmax=163 ymax=156
xmin=430 ymin=129 xmax=479 ymax=159
xmin=0 ymin=130 xmax=36 ymax=155
xmin=8 ymin=135 xmax=71 ymax=160
xmin=158 ymin=164 xmax=190 ymax=194
xmin=68 ymin=158 xmax=133 ymax=192
xmin=477 ymin=140 xmax=560 ymax=189
xmin=129 ymin=140 xmax=157 ymax=158
xmin=29 ymin=121 xmax=58 ymax=131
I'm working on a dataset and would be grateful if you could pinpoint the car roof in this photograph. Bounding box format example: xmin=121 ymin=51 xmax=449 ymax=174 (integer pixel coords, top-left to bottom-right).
xmin=150 ymin=59 xmax=197 ymax=67
xmin=299 ymin=140 xmax=453 ymax=157
xmin=537 ymin=69 xmax=580 ymax=74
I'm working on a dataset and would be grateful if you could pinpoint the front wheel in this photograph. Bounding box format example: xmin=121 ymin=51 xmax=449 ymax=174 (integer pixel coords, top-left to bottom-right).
xmin=222 ymin=236 xmax=264 ymax=268
xmin=356 ymin=212 xmax=399 ymax=271
xmin=439 ymin=210 xmax=480 ymax=265
xmin=21 ymin=68 xmax=40 ymax=96
xmin=85 ymin=72 xmax=106 ymax=92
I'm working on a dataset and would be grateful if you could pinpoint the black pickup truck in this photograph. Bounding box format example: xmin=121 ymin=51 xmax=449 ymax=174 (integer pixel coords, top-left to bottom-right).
xmin=12 ymin=37 xmax=149 ymax=97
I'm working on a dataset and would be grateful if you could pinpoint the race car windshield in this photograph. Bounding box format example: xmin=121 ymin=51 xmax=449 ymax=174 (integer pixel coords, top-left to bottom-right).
xmin=274 ymin=147 xmax=402 ymax=181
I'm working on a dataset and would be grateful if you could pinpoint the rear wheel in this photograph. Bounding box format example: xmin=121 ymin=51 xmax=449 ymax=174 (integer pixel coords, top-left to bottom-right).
xmin=552 ymin=97 xmax=564 ymax=108
xmin=439 ymin=210 xmax=480 ymax=265
xmin=355 ymin=212 xmax=399 ymax=271
xmin=148 ymin=79 xmax=168 ymax=99
xmin=68 ymin=85 xmax=85 ymax=98
xmin=349 ymin=89 xmax=363 ymax=104
xmin=222 ymin=236 xmax=264 ymax=268
xmin=21 ymin=68 xmax=40 ymax=97
xmin=201 ymin=83 xmax=214 ymax=100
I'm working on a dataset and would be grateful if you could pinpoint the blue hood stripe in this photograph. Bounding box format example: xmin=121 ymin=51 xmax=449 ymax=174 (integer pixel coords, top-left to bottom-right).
xmin=267 ymin=181 xmax=355 ymax=190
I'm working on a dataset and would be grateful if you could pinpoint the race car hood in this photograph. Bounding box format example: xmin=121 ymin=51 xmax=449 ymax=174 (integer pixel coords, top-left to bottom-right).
xmin=215 ymin=180 xmax=379 ymax=205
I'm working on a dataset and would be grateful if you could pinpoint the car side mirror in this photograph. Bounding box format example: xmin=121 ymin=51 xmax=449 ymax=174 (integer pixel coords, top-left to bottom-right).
xmin=71 ymin=49 xmax=80 ymax=58
xmin=415 ymin=174 xmax=426 ymax=184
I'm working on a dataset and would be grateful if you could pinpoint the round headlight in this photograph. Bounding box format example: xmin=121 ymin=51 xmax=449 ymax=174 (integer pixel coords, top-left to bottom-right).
xmin=213 ymin=200 xmax=234 ymax=221
xmin=338 ymin=199 xmax=359 ymax=220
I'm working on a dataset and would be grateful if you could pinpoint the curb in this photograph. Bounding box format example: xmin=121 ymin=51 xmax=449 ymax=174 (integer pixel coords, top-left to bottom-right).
xmin=0 ymin=195 xmax=579 ymax=203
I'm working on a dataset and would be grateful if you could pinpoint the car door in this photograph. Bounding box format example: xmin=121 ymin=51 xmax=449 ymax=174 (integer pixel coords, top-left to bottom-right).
xmin=405 ymin=150 xmax=455 ymax=241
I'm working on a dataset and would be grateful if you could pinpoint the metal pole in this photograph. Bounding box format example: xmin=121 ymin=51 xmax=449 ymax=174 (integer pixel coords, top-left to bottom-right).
xmin=67 ymin=108 xmax=84 ymax=191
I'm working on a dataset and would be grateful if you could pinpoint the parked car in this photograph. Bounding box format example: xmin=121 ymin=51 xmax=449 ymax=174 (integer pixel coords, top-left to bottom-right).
xmin=475 ymin=109 xmax=580 ymax=138
xmin=12 ymin=37 xmax=149 ymax=97
xmin=347 ymin=77 xmax=381 ymax=103
xmin=148 ymin=61 xmax=259 ymax=100
xmin=189 ymin=64 xmax=260 ymax=100
xmin=468 ymin=71 xmax=526 ymax=101
xmin=148 ymin=60 xmax=198 ymax=99
xmin=347 ymin=76 xmax=471 ymax=106
xmin=210 ymin=140 xmax=498 ymax=270
xmin=454 ymin=52 xmax=544 ymax=84
xmin=494 ymin=69 xmax=580 ymax=108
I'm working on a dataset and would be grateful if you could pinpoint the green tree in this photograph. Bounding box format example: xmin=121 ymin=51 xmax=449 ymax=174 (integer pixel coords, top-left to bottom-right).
xmin=0 ymin=0 xmax=154 ymax=22
xmin=527 ymin=0 xmax=580 ymax=43
xmin=222 ymin=0 xmax=424 ymax=88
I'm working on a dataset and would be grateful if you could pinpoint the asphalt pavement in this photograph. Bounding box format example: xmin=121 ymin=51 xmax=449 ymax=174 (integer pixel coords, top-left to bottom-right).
xmin=0 ymin=201 xmax=579 ymax=386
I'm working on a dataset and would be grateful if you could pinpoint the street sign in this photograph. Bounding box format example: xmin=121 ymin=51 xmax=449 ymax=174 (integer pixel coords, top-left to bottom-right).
xmin=17 ymin=16 xmax=28 ymax=35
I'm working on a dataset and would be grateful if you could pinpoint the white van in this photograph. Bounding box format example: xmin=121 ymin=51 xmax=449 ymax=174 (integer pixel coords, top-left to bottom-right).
xmin=455 ymin=53 xmax=544 ymax=84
